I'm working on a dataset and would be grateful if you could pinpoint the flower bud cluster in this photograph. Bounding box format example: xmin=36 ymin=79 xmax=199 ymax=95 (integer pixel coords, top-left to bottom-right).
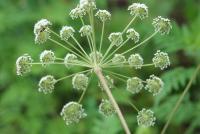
xmin=153 ymin=50 xmax=170 ymax=70
xmin=137 ymin=108 xmax=156 ymax=127
xmin=95 ymin=10 xmax=111 ymax=22
xmin=61 ymin=102 xmax=87 ymax=125
xmin=69 ymin=6 xmax=86 ymax=19
xmin=38 ymin=75 xmax=56 ymax=94
xmin=79 ymin=25 xmax=92 ymax=36
xmin=108 ymin=32 xmax=123 ymax=46
xmin=128 ymin=3 xmax=148 ymax=19
xmin=16 ymin=54 xmax=33 ymax=76
xmin=127 ymin=77 xmax=143 ymax=94
xmin=99 ymin=99 xmax=116 ymax=117
xmin=152 ymin=16 xmax=172 ymax=35
xmin=126 ymin=28 xmax=140 ymax=43
xmin=145 ymin=75 xmax=164 ymax=96
xmin=72 ymin=74 xmax=89 ymax=90
xmin=128 ymin=54 xmax=143 ymax=69
xmin=60 ymin=26 xmax=75 ymax=40
xmin=34 ymin=19 xmax=51 ymax=44
xmin=112 ymin=54 xmax=126 ymax=65
xmin=64 ymin=53 xmax=78 ymax=68
xmin=40 ymin=50 xmax=55 ymax=66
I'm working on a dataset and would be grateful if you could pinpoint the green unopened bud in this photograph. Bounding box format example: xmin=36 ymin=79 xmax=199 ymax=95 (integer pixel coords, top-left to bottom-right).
xmin=137 ymin=108 xmax=156 ymax=127
xmin=128 ymin=54 xmax=143 ymax=69
xmin=153 ymin=50 xmax=170 ymax=70
xmin=127 ymin=77 xmax=143 ymax=94
xmin=99 ymin=99 xmax=116 ymax=117
xmin=40 ymin=50 xmax=55 ymax=66
xmin=38 ymin=75 xmax=56 ymax=94
xmin=72 ymin=74 xmax=89 ymax=90
xmin=128 ymin=3 xmax=148 ymax=19
xmin=16 ymin=54 xmax=33 ymax=76
xmin=95 ymin=10 xmax=111 ymax=22
xmin=126 ymin=28 xmax=140 ymax=43
xmin=145 ymin=75 xmax=163 ymax=96
xmin=60 ymin=26 xmax=75 ymax=40
xmin=64 ymin=53 xmax=78 ymax=68
xmin=152 ymin=16 xmax=172 ymax=35
xmin=61 ymin=102 xmax=87 ymax=125
xmin=79 ymin=25 xmax=92 ymax=36
xmin=108 ymin=32 xmax=123 ymax=46
xmin=112 ymin=54 xmax=126 ymax=66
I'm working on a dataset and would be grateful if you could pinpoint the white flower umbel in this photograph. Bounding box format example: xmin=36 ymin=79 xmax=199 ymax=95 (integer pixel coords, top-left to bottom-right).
xmin=69 ymin=6 xmax=86 ymax=19
xmin=80 ymin=0 xmax=96 ymax=11
xmin=16 ymin=54 xmax=33 ymax=76
xmin=38 ymin=75 xmax=56 ymax=94
xmin=152 ymin=50 xmax=170 ymax=70
xmin=35 ymin=30 xmax=50 ymax=44
xmin=60 ymin=26 xmax=75 ymax=40
xmin=128 ymin=54 xmax=143 ymax=69
xmin=108 ymin=32 xmax=123 ymax=46
xmin=152 ymin=16 xmax=172 ymax=35
xmin=126 ymin=28 xmax=140 ymax=43
xmin=61 ymin=102 xmax=87 ymax=125
xmin=64 ymin=53 xmax=78 ymax=68
xmin=137 ymin=108 xmax=156 ymax=127
xmin=95 ymin=10 xmax=111 ymax=22
xmin=79 ymin=25 xmax=92 ymax=36
xmin=112 ymin=54 xmax=126 ymax=66
xmin=40 ymin=50 xmax=55 ymax=66
xmin=72 ymin=74 xmax=89 ymax=90
xmin=99 ymin=99 xmax=116 ymax=117
xmin=145 ymin=75 xmax=164 ymax=96
xmin=89 ymin=51 xmax=103 ymax=63
xmin=128 ymin=3 xmax=148 ymax=19
xmin=127 ymin=77 xmax=144 ymax=94
xmin=34 ymin=19 xmax=52 ymax=35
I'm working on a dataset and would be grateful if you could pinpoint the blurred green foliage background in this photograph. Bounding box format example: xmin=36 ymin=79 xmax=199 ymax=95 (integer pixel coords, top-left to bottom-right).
xmin=0 ymin=0 xmax=200 ymax=134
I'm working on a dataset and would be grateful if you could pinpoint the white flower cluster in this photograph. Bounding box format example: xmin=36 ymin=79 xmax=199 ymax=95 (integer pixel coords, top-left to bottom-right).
xmin=112 ymin=54 xmax=126 ymax=65
xmin=99 ymin=99 xmax=116 ymax=117
xmin=64 ymin=53 xmax=78 ymax=68
xmin=137 ymin=108 xmax=156 ymax=127
xmin=79 ymin=25 xmax=92 ymax=36
xmin=61 ymin=102 xmax=87 ymax=125
xmin=127 ymin=77 xmax=143 ymax=94
xmin=128 ymin=3 xmax=148 ymax=19
xmin=89 ymin=51 xmax=103 ymax=63
xmin=128 ymin=54 xmax=143 ymax=69
xmin=40 ymin=50 xmax=55 ymax=66
xmin=95 ymin=10 xmax=111 ymax=22
xmin=98 ymin=75 xmax=114 ymax=90
xmin=80 ymin=0 xmax=96 ymax=11
xmin=38 ymin=75 xmax=56 ymax=94
xmin=69 ymin=5 xmax=86 ymax=19
xmin=72 ymin=74 xmax=89 ymax=90
xmin=153 ymin=50 xmax=170 ymax=70
xmin=108 ymin=32 xmax=123 ymax=46
xmin=60 ymin=26 xmax=75 ymax=40
xmin=16 ymin=54 xmax=33 ymax=76
xmin=34 ymin=19 xmax=51 ymax=44
xmin=126 ymin=28 xmax=140 ymax=43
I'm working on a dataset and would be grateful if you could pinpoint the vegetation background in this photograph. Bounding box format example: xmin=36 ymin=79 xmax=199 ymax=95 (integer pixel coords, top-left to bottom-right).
xmin=0 ymin=0 xmax=200 ymax=134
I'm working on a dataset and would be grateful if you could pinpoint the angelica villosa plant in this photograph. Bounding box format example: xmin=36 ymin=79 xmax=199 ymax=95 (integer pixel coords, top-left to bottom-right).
xmin=16 ymin=1 xmax=172 ymax=133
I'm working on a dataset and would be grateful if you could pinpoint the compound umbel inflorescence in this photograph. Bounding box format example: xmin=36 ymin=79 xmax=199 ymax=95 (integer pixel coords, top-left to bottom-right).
xmin=16 ymin=0 xmax=172 ymax=130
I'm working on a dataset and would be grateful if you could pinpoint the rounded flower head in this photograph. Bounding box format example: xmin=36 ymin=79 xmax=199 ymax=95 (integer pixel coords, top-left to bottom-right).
xmin=16 ymin=54 xmax=33 ymax=76
xmin=38 ymin=75 xmax=56 ymax=94
xmin=152 ymin=50 xmax=170 ymax=70
xmin=72 ymin=74 xmax=89 ymax=90
xmin=98 ymin=75 xmax=114 ymax=90
xmin=137 ymin=108 xmax=156 ymax=127
xmin=108 ymin=32 xmax=123 ymax=46
xmin=34 ymin=19 xmax=52 ymax=35
xmin=89 ymin=51 xmax=103 ymax=63
xmin=112 ymin=54 xmax=126 ymax=65
xmin=60 ymin=26 xmax=75 ymax=40
xmin=79 ymin=25 xmax=92 ymax=36
xmin=69 ymin=6 xmax=86 ymax=19
xmin=35 ymin=30 xmax=50 ymax=44
xmin=145 ymin=75 xmax=164 ymax=96
xmin=64 ymin=53 xmax=78 ymax=68
xmin=152 ymin=16 xmax=172 ymax=35
xmin=128 ymin=54 xmax=143 ymax=69
xmin=61 ymin=102 xmax=87 ymax=125
xmin=40 ymin=50 xmax=55 ymax=66
xmin=126 ymin=28 xmax=140 ymax=43
xmin=80 ymin=0 xmax=96 ymax=11
xmin=127 ymin=77 xmax=143 ymax=94
xmin=128 ymin=3 xmax=148 ymax=19
xmin=95 ymin=10 xmax=111 ymax=22
xmin=99 ymin=99 xmax=116 ymax=117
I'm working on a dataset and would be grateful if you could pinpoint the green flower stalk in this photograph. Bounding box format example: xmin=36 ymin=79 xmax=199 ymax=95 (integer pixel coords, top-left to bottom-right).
xmin=16 ymin=1 xmax=172 ymax=133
